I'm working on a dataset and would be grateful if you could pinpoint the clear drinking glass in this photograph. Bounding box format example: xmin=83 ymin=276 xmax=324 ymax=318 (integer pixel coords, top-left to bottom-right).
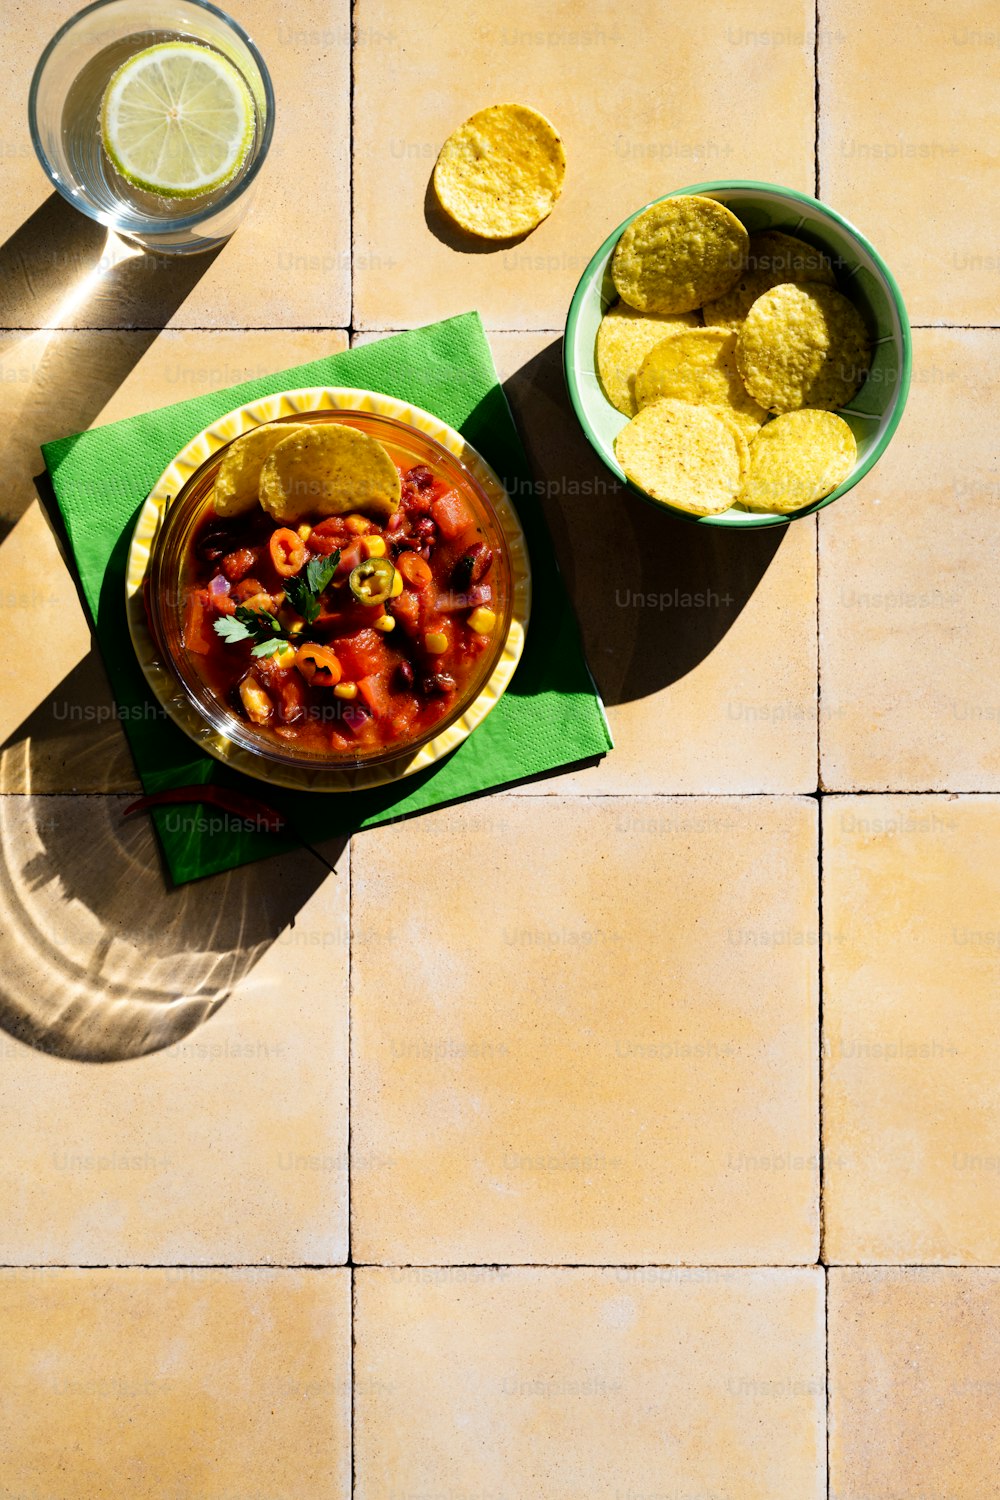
xmin=28 ymin=0 xmax=274 ymax=255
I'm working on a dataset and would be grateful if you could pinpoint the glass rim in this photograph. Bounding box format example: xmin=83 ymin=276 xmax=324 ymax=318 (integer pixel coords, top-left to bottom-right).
xmin=27 ymin=0 xmax=276 ymax=236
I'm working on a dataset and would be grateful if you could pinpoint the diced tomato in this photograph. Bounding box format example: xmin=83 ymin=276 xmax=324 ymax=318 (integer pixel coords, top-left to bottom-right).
xmin=389 ymin=699 xmax=419 ymax=739
xmin=308 ymin=531 xmax=341 ymax=556
xmin=182 ymin=590 xmax=215 ymax=655
xmin=389 ymin=588 xmax=421 ymax=635
xmin=432 ymin=490 xmax=474 ymax=540
xmin=269 ymin=528 xmax=307 ymax=577
xmin=221 ymin=547 xmax=258 ymax=582
xmin=358 ymin=673 xmax=390 ymax=717
xmin=278 ymin=673 xmax=307 ymax=723
xmin=231 ymin=577 xmax=264 ymax=602
xmin=308 ymin=517 xmax=349 ymax=556
xmin=330 ymin=628 xmax=390 ymax=680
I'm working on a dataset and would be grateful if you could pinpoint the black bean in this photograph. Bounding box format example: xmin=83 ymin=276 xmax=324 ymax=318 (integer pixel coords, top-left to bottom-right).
xmin=452 ymin=542 xmax=493 ymax=591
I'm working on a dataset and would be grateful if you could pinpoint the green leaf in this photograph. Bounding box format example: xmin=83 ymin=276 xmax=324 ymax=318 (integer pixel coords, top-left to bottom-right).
xmin=214 ymin=605 xmax=286 ymax=649
xmin=305 ymin=550 xmax=339 ymax=595
xmin=213 ymin=614 xmax=252 ymax=643
xmin=284 ymin=549 xmax=340 ymax=625
xmin=251 ymin=637 xmax=288 ymax=658
xmin=283 ymin=573 xmax=317 ymax=623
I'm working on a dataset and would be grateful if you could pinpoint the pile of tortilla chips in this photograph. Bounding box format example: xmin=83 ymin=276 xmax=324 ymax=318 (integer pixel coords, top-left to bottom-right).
xmin=598 ymin=197 xmax=869 ymax=517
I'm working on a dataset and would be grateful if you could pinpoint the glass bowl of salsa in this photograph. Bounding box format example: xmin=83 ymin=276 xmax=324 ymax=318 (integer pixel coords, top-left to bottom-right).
xmin=136 ymin=399 xmax=528 ymax=786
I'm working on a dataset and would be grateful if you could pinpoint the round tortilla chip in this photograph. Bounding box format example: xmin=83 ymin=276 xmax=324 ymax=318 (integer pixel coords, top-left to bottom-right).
xmin=611 ymin=195 xmax=748 ymax=314
xmin=433 ymin=103 xmax=566 ymax=239
xmin=747 ymin=230 xmax=836 ymax=284
xmin=740 ymin=409 xmax=857 ymax=514
xmin=736 ymin=282 xmax=871 ymax=413
xmin=704 ymin=232 xmax=836 ymax=329
xmin=259 ymin=424 xmax=402 ymax=523
xmin=707 ymin=406 xmax=751 ymax=482
xmin=633 ymin=327 xmax=768 ymax=438
xmin=595 ymin=302 xmax=701 ymax=416
xmin=213 ymin=421 xmax=309 ymax=516
xmin=614 ymin=397 xmax=744 ymax=517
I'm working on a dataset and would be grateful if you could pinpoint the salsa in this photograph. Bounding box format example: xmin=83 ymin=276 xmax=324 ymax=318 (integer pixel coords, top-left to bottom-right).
xmin=181 ymin=459 xmax=499 ymax=755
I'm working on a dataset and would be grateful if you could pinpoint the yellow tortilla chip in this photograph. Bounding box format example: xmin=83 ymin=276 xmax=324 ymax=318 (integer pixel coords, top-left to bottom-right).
xmin=595 ymin=303 xmax=701 ymax=416
xmin=433 ymin=104 xmax=566 ymax=239
xmin=708 ymin=406 xmax=751 ymax=482
xmin=736 ymin=282 xmax=871 ymax=413
xmin=740 ymin=409 xmax=857 ymax=513
xmin=748 ymin=230 xmax=836 ymax=284
xmin=213 ymin=421 xmax=309 ymax=516
xmin=703 ymin=232 xmax=836 ymax=329
xmin=259 ymin=424 xmax=402 ymax=523
xmin=614 ymin=397 xmax=744 ymax=517
xmin=611 ymin=195 xmax=748 ymax=314
xmin=633 ymin=327 xmax=768 ymax=437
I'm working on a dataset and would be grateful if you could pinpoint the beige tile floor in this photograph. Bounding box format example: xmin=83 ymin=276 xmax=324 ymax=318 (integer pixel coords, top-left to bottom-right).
xmin=1 ymin=0 xmax=998 ymax=1495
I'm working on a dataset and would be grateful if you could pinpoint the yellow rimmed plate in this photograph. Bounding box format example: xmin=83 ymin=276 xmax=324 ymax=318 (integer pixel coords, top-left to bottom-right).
xmin=126 ymin=386 xmax=532 ymax=792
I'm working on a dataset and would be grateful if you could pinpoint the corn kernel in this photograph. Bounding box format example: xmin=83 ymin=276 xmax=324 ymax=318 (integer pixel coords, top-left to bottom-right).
xmin=273 ymin=644 xmax=297 ymax=669
xmin=345 ymin=513 xmax=371 ymax=535
xmin=288 ymin=620 xmax=304 ymax=636
xmin=296 ymin=523 xmax=312 ymax=541
xmin=425 ymin=630 xmax=448 ymax=654
xmin=389 ymin=568 xmax=404 ymax=598
xmin=373 ymin=614 xmax=395 ymax=633
xmin=361 ymin=535 xmax=387 ymax=559
xmin=467 ymin=606 xmax=497 ymax=635
xmin=334 ymin=682 xmax=358 ymax=700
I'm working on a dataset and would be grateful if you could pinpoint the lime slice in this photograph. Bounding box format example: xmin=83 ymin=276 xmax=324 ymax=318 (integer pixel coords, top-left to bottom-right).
xmin=100 ymin=41 xmax=255 ymax=200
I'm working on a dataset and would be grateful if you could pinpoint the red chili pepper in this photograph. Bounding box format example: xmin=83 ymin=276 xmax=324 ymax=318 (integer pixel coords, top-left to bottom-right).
xmin=122 ymin=785 xmax=287 ymax=834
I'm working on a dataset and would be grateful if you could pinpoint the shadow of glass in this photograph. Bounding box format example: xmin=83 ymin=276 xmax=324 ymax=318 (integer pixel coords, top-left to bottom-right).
xmin=0 ymin=647 xmax=139 ymax=794
xmin=0 ymin=193 xmax=221 ymax=540
xmin=422 ymin=173 xmax=532 ymax=255
xmin=0 ymin=761 xmax=332 ymax=1065
xmin=499 ymin=334 xmax=789 ymax=707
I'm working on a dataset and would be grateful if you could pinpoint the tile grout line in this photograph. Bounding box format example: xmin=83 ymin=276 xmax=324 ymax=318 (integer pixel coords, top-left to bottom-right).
xmin=2 ymin=1261 xmax=997 ymax=1270
xmin=813 ymin=8 xmax=831 ymax=1495
xmin=824 ymin=1262 xmax=831 ymax=1499
xmin=818 ymin=798 xmax=830 ymax=1497
xmin=813 ymin=0 xmax=821 ymax=200
xmin=348 ymin=0 xmax=357 ymax=335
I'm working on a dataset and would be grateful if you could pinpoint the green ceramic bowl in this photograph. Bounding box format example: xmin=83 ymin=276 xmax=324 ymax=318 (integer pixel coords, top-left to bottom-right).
xmin=564 ymin=179 xmax=912 ymax=528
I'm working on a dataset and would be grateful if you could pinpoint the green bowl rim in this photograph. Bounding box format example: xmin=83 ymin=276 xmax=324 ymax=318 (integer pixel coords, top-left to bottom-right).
xmin=563 ymin=178 xmax=913 ymax=528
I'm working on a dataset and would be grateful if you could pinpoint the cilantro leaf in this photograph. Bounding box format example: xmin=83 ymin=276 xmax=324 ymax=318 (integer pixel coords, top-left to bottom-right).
xmin=212 ymin=605 xmax=286 ymax=648
xmin=235 ymin=605 xmax=283 ymax=637
xmin=214 ymin=614 xmax=252 ymax=644
xmin=284 ymin=549 xmax=340 ymax=624
xmin=306 ymin=551 xmax=339 ymax=595
xmin=251 ymin=637 xmax=289 ymax=658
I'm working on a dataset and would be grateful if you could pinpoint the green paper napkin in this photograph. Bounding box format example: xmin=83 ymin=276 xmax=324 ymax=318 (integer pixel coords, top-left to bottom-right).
xmin=41 ymin=312 xmax=612 ymax=884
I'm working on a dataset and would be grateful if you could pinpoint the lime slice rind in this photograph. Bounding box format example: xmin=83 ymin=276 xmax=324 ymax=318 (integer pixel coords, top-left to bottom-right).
xmin=100 ymin=41 xmax=255 ymax=201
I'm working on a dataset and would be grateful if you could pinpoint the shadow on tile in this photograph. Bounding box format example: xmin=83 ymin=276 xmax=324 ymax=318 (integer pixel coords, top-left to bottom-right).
xmin=422 ymin=173 xmax=533 ymax=255
xmin=0 ymin=649 xmax=140 ymax=793
xmin=501 ymin=335 xmax=789 ymax=705
xmin=0 ymin=193 xmax=220 ymax=540
xmin=0 ymin=724 xmax=334 ymax=1063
